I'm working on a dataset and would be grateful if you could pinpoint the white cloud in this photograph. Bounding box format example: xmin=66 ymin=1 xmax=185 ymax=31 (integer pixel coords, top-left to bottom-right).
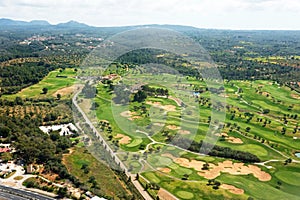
xmin=0 ymin=0 xmax=300 ymax=29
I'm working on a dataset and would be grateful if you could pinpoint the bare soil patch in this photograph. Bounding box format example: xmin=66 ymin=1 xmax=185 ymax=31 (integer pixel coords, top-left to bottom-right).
xmin=221 ymin=184 xmax=244 ymax=195
xmin=115 ymin=134 xmax=131 ymax=144
xmin=53 ymin=84 xmax=81 ymax=97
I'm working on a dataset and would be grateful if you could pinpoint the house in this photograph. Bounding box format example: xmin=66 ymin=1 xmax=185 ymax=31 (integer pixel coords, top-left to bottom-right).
xmin=0 ymin=147 xmax=10 ymax=153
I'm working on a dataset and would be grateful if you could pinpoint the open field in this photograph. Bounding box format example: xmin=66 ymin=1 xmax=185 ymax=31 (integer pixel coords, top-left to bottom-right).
xmin=3 ymin=68 xmax=78 ymax=99
xmin=63 ymin=147 xmax=131 ymax=199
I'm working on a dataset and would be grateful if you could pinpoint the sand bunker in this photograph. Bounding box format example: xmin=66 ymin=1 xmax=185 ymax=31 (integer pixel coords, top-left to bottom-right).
xmin=168 ymin=96 xmax=182 ymax=106
xmin=162 ymin=155 xmax=271 ymax=182
xmin=215 ymin=133 xmax=229 ymax=137
xmin=158 ymin=168 xmax=171 ymax=173
xmin=215 ymin=133 xmax=243 ymax=144
xmin=115 ymin=134 xmax=131 ymax=144
xmin=221 ymin=184 xmax=244 ymax=195
xmin=166 ymin=125 xmax=180 ymax=130
xmin=154 ymin=123 xmax=164 ymax=127
xmin=120 ymin=111 xmax=135 ymax=118
xmin=227 ymin=137 xmax=243 ymax=144
xmin=147 ymin=101 xmax=176 ymax=112
xmin=262 ymin=92 xmax=270 ymax=96
xmin=219 ymin=94 xmax=229 ymax=98
xmin=158 ymin=188 xmax=177 ymax=200
xmin=120 ymin=111 xmax=140 ymax=120
xmin=178 ymin=130 xmax=191 ymax=135
xmin=291 ymin=94 xmax=300 ymax=100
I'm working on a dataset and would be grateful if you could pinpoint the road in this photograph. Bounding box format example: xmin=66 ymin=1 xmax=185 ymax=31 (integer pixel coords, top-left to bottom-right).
xmin=72 ymin=90 xmax=153 ymax=200
xmin=0 ymin=185 xmax=55 ymax=200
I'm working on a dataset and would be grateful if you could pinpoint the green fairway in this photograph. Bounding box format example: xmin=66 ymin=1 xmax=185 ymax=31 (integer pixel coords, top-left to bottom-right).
xmin=4 ymin=68 xmax=77 ymax=99
xmin=78 ymin=70 xmax=300 ymax=200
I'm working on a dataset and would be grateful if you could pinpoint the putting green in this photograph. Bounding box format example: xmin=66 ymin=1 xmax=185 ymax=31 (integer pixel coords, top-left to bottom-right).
xmin=275 ymin=171 xmax=300 ymax=186
xmin=126 ymin=138 xmax=143 ymax=147
xmin=238 ymin=144 xmax=268 ymax=158
xmin=176 ymin=191 xmax=194 ymax=199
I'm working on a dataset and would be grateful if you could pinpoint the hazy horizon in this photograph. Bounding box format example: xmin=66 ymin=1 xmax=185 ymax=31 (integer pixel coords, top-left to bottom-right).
xmin=1 ymin=0 xmax=300 ymax=30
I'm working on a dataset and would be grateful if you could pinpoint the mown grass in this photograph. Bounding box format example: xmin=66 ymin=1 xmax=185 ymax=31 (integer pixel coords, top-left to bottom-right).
xmin=4 ymin=68 xmax=77 ymax=99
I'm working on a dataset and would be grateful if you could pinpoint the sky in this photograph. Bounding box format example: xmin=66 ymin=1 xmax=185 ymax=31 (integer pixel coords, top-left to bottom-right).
xmin=0 ymin=0 xmax=300 ymax=30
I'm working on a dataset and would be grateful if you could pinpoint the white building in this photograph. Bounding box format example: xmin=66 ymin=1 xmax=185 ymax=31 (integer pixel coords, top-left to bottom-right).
xmin=39 ymin=123 xmax=78 ymax=136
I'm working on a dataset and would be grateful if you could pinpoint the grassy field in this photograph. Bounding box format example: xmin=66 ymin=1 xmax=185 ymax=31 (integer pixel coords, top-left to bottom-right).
xmin=4 ymin=68 xmax=78 ymax=99
xmin=63 ymin=147 xmax=131 ymax=199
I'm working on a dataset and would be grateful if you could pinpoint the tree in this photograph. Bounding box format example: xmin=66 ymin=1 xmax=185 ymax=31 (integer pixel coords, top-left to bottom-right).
xmin=56 ymin=93 xmax=61 ymax=100
xmin=246 ymin=127 xmax=251 ymax=132
xmin=42 ymin=87 xmax=48 ymax=94
xmin=57 ymin=187 xmax=68 ymax=197
xmin=135 ymin=173 xmax=139 ymax=180
xmin=0 ymin=125 xmax=10 ymax=138
xmin=133 ymin=90 xmax=147 ymax=103
xmin=0 ymin=152 xmax=12 ymax=163
xmin=15 ymin=96 xmax=24 ymax=105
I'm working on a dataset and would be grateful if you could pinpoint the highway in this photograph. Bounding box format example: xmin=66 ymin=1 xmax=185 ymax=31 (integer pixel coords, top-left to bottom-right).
xmin=0 ymin=185 xmax=55 ymax=200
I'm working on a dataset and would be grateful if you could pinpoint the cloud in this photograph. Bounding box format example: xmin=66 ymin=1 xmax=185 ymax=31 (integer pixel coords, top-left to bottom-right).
xmin=0 ymin=0 xmax=300 ymax=29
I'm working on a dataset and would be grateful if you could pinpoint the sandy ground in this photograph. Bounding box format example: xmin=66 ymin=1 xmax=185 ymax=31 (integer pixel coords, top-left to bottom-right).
xmin=158 ymin=188 xmax=178 ymax=200
xmin=120 ymin=111 xmax=135 ymax=118
xmin=53 ymin=84 xmax=81 ymax=97
xmin=146 ymin=101 xmax=176 ymax=112
xmin=215 ymin=133 xmax=243 ymax=144
xmin=157 ymin=168 xmax=171 ymax=173
xmin=178 ymin=130 xmax=191 ymax=135
xmin=262 ymin=92 xmax=270 ymax=96
xmin=221 ymin=184 xmax=244 ymax=195
xmin=162 ymin=155 xmax=271 ymax=182
xmin=115 ymin=134 xmax=131 ymax=144
xmin=291 ymin=93 xmax=300 ymax=100
xmin=215 ymin=133 xmax=229 ymax=137
xmin=227 ymin=137 xmax=244 ymax=144
xmin=168 ymin=96 xmax=182 ymax=107
xmin=166 ymin=125 xmax=180 ymax=130
xmin=154 ymin=123 xmax=164 ymax=127
xmin=120 ymin=111 xmax=140 ymax=120
xmin=219 ymin=94 xmax=230 ymax=98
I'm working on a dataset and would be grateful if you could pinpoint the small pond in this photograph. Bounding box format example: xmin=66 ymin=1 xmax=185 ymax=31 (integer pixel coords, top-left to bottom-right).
xmin=295 ymin=153 xmax=300 ymax=158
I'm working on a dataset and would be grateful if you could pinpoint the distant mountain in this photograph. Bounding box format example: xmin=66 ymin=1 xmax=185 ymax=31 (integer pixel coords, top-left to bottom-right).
xmin=0 ymin=18 xmax=28 ymax=26
xmin=0 ymin=18 xmax=201 ymax=34
xmin=0 ymin=18 xmax=89 ymax=28
xmin=29 ymin=20 xmax=51 ymax=26
xmin=56 ymin=20 xmax=90 ymax=28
